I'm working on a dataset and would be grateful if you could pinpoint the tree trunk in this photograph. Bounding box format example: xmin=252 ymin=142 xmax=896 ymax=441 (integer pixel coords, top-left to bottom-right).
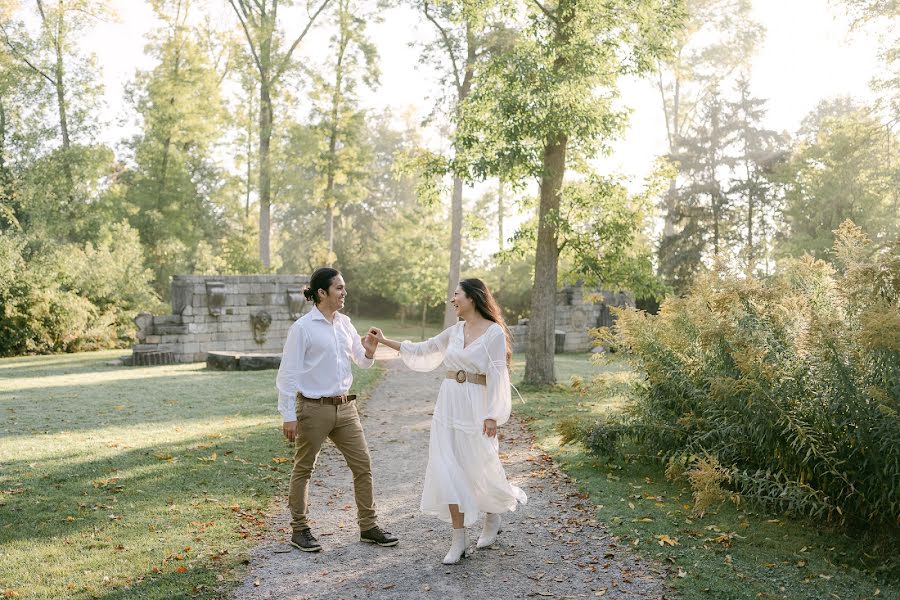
xmin=421 ymin=301 xmax=427 ymax=341
xmin=51 ymin=11 xmax=74 ymax=204
xmin=325 ymin=201 xmax=335 ymax=265
xmin=246 ymin=96 xmax=253 ymax=219
xmin=497 ymin=178 xmax=504 ymax=251
xmin=258 ymin=78 xmax=272 ymax=268
xmin=746 ymin=164 xmax=754 ymax=274
xmin=0 ymin=96 xmax=6 ymax=175
xmin=442 ymin=21 xmax=477 ymax=329
xmin=324 ymin=2 xmax=348 ymax=266
xmin=442 ymin=175 xmax=464 ymax=327
xmin=525 ymin=134 xmax=567 ymax=385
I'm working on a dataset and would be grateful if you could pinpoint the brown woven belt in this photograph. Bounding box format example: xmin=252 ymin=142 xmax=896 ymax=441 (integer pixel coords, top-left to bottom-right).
xmin=298 ymin=393 xmax=357 ymax=405
xmin=446 ymin=369 xmax=487 ymax=386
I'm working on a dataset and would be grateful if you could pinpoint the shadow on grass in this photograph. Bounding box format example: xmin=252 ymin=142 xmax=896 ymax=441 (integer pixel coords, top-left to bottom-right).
xmin=0 ymin=423 xmax=289 ymax=545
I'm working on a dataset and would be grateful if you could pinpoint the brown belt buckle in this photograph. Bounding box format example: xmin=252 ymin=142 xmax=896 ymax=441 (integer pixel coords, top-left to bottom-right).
xmin=454 ymin=369 xmax=467 ymax=384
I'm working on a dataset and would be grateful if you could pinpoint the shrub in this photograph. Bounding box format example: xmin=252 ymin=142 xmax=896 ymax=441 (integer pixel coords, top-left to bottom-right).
xmin=567 ymin=221 xmax=899 ymax=528
xmin=0 ymin=224 xmax=160 ymax=356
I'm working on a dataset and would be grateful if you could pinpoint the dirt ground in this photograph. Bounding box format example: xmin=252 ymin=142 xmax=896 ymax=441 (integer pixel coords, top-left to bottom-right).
xmin=232 ymin=355 xmax=670 ymax=600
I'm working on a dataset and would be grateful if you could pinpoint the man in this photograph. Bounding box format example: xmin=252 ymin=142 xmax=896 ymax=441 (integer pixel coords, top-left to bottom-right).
xmin=276 ymin=267 xmax=399 ymax=552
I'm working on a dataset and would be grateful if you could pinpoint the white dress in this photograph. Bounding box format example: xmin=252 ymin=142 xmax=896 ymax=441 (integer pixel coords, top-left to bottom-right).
xmin=400 ymin=321 xmax=527 ymax=527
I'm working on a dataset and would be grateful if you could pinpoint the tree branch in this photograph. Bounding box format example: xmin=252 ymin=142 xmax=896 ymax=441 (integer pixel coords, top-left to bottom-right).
xmin=273 ymin=0 xmax=332 ymax=81
xmin=657 ymin=61 xmax=673 ymax=150
xmin=0 ymin=22 xmax=55 ymax=85
xmin=228 ymin=0 xmax=264 ymax=75
xmin=530 ymin=0 xmax=558 ymax=24
xmin=423 ymin=0 xmax=462 ymax=94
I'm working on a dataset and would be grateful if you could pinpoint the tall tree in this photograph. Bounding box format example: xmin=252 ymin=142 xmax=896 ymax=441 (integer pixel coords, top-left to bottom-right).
xmin=727 ymin=77 xmax=784 ymax=275
xmin=838 ymin=1 xmax=899 ymax=120
xmin=122 ymin=0 xmax=229 ymax=293
xmin=655 ymin=0 xmax=763 ymax=280
xmin=0 ymin=0 xmax=110 ymax=215
xmin=228 ymin=0 xmax=332 ymax=268
xmin=311 ymin=0 xmax=379 ymax=265
xmin=455 ymin=0 xmax=683 ymax=384
xmin=659 ymin=90 xmax=739 ymax=289
xmin=775 ymin=100 xmax=898 ymax=260
xmin=414 ymin=0 xmax=509 ymax=327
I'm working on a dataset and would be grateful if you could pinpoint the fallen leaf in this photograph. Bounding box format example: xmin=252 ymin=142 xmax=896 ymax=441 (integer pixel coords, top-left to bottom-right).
xmin=656 ymin=534 xmax=679 ymax=547
xmin=272 ymin=457 xmax=290 ymax=464
xmin=176 ymin=566 xmax=188 ymax=573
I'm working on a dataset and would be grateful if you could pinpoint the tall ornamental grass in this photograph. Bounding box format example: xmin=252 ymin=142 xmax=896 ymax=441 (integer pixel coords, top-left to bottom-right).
xmin=584 ymin=221 xmax=899 ymax=528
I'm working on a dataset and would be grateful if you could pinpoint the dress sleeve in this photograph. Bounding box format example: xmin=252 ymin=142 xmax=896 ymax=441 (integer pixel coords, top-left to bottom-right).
xmin=399 ymin=324 xmax=456 ymax=372
xmin=484 ymin=326 xmax=512 ymax=426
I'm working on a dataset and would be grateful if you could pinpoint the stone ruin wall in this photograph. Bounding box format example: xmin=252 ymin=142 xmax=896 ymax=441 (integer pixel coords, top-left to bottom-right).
xmin=131 ymin=275 xmax=311 ymax=365
xmin=508 ymin=286 xmax=633 ymax=354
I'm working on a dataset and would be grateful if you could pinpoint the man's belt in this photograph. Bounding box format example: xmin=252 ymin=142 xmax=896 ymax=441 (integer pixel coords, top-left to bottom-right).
xmin=446 ymin=369 xmax=487 ymax=386
xmin=298 ymin=393 xmax=357 ymax=405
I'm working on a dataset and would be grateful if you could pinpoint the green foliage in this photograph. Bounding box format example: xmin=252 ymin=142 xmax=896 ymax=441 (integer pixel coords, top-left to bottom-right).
xmin=0 ymin=224 xmax=159 ymax=356
xmin=775 ymin=101 xmax=898 ymax=260
xmin=580 ymin=221 xmax=900 ymax=528
xmin=500 ymin=172 xmax=669 ymax=299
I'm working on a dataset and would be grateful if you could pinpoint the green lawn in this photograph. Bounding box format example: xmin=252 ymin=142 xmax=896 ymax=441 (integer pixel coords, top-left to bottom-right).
xmin=0 ymin=350 xmax=383 ymax=599
xmin=511 ymin=353 xmax=898 ymax=600
xmin=354 ymin=316 xmax=443 ymax=342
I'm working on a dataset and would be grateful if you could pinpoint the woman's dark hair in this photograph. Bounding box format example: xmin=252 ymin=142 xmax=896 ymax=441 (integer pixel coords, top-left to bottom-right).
xmin=304 ymin=267 xmax=340 ymax=305
xmin=459 ymin=278 xmax=513 ymax=368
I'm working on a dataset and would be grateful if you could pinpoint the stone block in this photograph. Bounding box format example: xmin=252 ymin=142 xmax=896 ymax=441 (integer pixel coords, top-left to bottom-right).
xmin=206 ymin=351 xmax=240 ymax=370
xmin=144 ymin=335 xmax=161 ymax=344
xmin=238 ymin=353 xmax=282 ymax=370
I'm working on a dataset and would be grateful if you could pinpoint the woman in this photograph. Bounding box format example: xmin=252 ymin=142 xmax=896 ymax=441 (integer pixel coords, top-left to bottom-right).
xmin=369 ymin=278 xmax=526 ymax=564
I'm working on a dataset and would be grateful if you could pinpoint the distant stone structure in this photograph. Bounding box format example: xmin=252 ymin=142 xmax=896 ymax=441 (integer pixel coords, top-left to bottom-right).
xmin=130 ymin=274 xmax=310 ymax=365
xmin=508 ymin=285 xmax=633 ymax=353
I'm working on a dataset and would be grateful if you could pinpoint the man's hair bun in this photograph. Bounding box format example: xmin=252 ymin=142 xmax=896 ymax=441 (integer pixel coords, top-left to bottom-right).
xmin=303 ymin=287 xmax=315 ymax=301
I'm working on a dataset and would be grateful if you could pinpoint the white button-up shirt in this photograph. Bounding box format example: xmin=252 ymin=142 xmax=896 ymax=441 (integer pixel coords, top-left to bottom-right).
xmin=275 ymin=306 xmax=374 ymax=422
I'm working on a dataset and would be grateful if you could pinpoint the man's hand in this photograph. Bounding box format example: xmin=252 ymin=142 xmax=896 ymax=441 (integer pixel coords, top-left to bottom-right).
xmin=368 ymin=327 xmax=385 ymax=343
xmin=483 ymin=418 xmax=497 ymax=438
xmin=362 ymin=332 xmax=378 ymax=358
xmin=283 ymin=420 xmax=298 ymax=443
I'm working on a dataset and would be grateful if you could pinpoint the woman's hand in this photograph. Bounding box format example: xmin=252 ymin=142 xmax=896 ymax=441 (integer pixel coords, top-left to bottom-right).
xmin=483 ymin=418 xmax=497 ymax=438
xmin=368 ymin=327 xmax=385 ymax=343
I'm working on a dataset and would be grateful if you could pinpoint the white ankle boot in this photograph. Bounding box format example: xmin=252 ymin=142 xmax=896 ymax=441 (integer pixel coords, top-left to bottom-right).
xmin=476 ymin=513 xmax=501 ymax=548
xmin=442 ymin=528 xmax=467 ymax=564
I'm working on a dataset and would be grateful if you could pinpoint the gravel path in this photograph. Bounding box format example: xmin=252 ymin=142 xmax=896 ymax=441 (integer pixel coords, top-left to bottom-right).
xmin=233 ymin=355 xmax=669 ymax=600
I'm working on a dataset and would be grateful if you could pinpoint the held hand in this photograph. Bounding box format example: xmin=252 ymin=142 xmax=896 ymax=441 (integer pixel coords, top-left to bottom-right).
xmin=362 ymin=333 xmax=377 ymax=357
xmin=367 ymin=327 xmax=385 ymax=343
xmin=483 ymin=418 xmax=497 ymax=438
xmin=283 ymin=420 xmax=298 ymax=443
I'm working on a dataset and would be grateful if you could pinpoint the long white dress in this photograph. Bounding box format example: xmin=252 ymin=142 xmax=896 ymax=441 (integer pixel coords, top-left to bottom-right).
xmin=400 ymin=321 xmax=527 ymax=527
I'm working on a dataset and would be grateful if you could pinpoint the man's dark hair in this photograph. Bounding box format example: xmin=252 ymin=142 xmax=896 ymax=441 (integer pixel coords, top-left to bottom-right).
xmin=304 ymin=267 xmax=340 ymax=305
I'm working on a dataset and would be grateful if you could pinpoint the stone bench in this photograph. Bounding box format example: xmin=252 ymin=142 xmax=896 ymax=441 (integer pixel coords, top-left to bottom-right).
xmin=206 ymin=351 xmax=282 ymax=371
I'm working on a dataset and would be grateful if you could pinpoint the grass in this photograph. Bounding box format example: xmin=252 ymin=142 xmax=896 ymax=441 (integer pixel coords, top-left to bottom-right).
xmin=511 ymin=353 xmax=899 ymax=600
xmin=354 ymin=316 xmax=443 ymax=342
xmin=0 ymin=349 xmax=383 ymax=600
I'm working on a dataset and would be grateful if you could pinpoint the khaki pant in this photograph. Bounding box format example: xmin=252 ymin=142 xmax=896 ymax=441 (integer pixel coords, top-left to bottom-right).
xmin=289 ymin=399 xmax=377 ymax=532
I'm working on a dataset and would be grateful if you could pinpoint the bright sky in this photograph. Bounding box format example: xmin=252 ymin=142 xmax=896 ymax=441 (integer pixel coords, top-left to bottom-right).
xmin=80 ymin=0 xmax=883 ymax=251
